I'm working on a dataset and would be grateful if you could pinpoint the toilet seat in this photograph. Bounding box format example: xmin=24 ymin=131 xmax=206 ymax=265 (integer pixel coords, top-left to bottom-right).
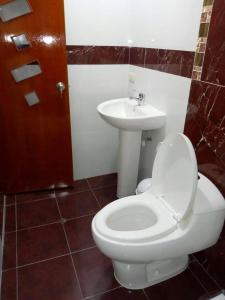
xmin=151 ymin=133 xmax=198 ymax=221
xmin=94 ymin=133 xmax=198 ymax=244
xmin=94 ymin=193 xmax=177 ymax=243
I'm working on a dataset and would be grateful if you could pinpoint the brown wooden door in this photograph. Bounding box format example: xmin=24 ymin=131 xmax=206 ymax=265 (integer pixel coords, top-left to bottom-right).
xmin=0 ymin=0 xmax=73 ymax=193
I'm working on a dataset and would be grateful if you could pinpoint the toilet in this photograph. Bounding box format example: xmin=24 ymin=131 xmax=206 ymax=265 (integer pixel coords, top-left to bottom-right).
xmin=92 ymin=133 xmax=225 ymax=289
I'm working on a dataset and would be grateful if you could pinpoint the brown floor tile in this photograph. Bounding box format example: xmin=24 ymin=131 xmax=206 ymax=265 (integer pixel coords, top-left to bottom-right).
xmin=72 ymin=247 xmax=119 ymax=298
xmin=17 ymin=223 xmax=69 ymax=266
xmin=89 ymin=287 xmax=147 ymax=300
xmin=17 ymin=198 xmax=60 ymax=229
xmin=1 ymin=270 xmax=17 ymax=300
xmin=3 ymin=232 xmax=16 ymax=270
xmin=64 ymin=215 xmax=95 ymax=252
xmin=194 ymin=239 xmax=225 ymax=288
xmin=6 ymin=195 xmax=15 ymax=206
xmin=18 ymin=256 xmax=82 ymax=300
xmin=144 ymin=269 xmax=207 ymax=300
xmin=57 ymin=191 xmax=99 ymax=219
xmin=16 ymin=190 xmax=55 ymax=204
xmin=0 ymin=206 xmax=3 ymax=236
xmin=5 ymin=205 xmax=16 ymax=232
xmin=88 ymin=173 xmax=117 ymax=190
xmin=189 ymin=260 xmax=220 ymax=294
xmin=93 ymin=186 xmax=117 ymax=208
xmin=56 ymin=179 xmax=90 ymax=197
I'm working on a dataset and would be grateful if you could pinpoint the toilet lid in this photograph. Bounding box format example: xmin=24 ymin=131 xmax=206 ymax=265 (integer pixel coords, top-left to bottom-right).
xmin=151 ymin=133 xmax=198 ymax=221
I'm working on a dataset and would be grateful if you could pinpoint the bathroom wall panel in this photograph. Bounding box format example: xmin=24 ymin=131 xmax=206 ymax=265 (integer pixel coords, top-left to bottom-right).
xmin=184 ymin=0 xmax=225 ymax=289
xmin=129 ymin=66 xmax=191 ymax=179
xmin=64 ymin=0 xmax=130 ymax=46
xmin=68 ymin=65 xmax=129 ymax=179
xmin=129 ymin=0 xmax=203 ymax=51
xmin=67 ymin=46 xmax=129 ymax=65
xmin=130 ymin=47 xmax=195 ymax=78
xmin=201 ymin=0 xmax=225 ymax=85
xmin=184 ymin=80 xmax=225 ymax=195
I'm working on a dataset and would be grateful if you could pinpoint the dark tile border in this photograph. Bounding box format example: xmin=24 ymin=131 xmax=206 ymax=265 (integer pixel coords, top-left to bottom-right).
xmin=67 ymin=46 xmax=129 ymax=65
xmin=66 ymin=45 xmax=195 ymax=78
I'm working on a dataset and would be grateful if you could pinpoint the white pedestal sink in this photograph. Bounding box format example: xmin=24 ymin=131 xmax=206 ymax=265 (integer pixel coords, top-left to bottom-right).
xmin=97 ymin=98 xmax=166 ymax=198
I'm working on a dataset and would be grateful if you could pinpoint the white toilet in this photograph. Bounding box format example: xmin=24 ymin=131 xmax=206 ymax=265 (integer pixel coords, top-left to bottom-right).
xmin=92 ymin=133 xmax=225 ymax=289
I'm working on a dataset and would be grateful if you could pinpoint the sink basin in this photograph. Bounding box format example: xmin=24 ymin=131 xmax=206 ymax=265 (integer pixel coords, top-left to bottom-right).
xmin=97 ymin=98 xmax=166 ymax=131
xmin=97 ymin=97 xmax=166 ymax=198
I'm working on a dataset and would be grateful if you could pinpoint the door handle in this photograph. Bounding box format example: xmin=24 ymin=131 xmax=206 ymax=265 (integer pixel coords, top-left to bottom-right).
xmin=56 ymin=82 xmax=65 ymax=96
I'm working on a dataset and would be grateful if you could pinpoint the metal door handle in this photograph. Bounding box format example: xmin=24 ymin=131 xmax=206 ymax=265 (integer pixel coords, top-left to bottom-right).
xmin=56 ymin=82 xmax=65 ymax=95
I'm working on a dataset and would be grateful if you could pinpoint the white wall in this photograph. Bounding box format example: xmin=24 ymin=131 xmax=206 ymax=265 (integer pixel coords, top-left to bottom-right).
xmin=64 ymin=0 xmax=130 ymax=179
xmin=64 ymin=0 xmax=130 ymax=46
xmin=64 ymin=0 xmax=202 ymax=180
xmin=68 ymin=65 xmax=128 ymax=179
xmin=129 ymin=0 xmax=203 ymax=50
xmin=129 ymin=66 xmax=192 ymax=179
xmin=128 ymin=0 xmax=202 ymax=180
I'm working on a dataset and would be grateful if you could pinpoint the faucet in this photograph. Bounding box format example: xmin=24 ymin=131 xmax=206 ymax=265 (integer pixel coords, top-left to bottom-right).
xmin=130 ymin=92 xmax=146 ymax=106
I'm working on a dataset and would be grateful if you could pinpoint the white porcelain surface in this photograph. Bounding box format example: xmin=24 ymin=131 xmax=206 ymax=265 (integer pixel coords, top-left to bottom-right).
xmin=129 ymin=66 xmax=192 ymax=181
xmin=151 ymin=133 xmax=198 ymax=221
xmin=68 ymin=65 xmax=129 ymax=179
xmin=92 ymin=134 xmax=225 ymax=289
xmin=117 ymin=131 xmax=142 ymax=197
xmin=97 ymin=98 xmax=166 ymax=131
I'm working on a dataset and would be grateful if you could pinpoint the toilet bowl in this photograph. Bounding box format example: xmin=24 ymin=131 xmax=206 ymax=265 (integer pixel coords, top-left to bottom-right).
xmin=92 ymin=133 xmax=225 ymax=289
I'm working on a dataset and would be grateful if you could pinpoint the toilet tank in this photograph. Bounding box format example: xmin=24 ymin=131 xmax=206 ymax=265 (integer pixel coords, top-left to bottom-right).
xmin=193 ymin=173 xmax=225 ymax=215
xmin=189 ymin=172 xmax=225 ymax=249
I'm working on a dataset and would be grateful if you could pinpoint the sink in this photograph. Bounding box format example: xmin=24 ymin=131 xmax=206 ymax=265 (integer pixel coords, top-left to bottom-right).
xmin=97 ymin=98 xmax=166 ymax=131
xmin=97 ymin=98 xmax=166 ymax=198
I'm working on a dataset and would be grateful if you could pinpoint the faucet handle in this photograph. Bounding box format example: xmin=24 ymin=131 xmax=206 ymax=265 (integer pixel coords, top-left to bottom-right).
xmin=139 ymin=93 xmax=145 ymax=100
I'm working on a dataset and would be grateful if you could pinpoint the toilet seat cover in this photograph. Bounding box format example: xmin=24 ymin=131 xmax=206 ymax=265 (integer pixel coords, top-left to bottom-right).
xmin=151 ymin=133 xmax=198 ymax=221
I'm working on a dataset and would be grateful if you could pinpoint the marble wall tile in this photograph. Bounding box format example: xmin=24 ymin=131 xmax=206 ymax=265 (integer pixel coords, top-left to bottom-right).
xmin=67 ymin=45 xmax=194 ymax=78
xmin=201 ymin=0 xmax=225 ymax=85
xmin=129 ymin=47 xmax=146 ymax=67
xmin=184 ymin=80 xmax=225 ymax=195
xmin=130 ymin=47 xmax=194 ymax=78
xmin=144 ymin=48 xmax=195 ymax=78
xmin=67 ymin=46 xmax=129 ymax=65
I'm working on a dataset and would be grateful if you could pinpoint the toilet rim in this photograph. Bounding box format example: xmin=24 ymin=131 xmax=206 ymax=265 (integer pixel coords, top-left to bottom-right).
xmin=93 ymin=194 xmax=177 ymax=243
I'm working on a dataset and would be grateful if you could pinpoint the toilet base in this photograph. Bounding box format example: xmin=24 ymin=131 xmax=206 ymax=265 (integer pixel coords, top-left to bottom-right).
xmin=113 ymin=255 xmax=188 ymax=289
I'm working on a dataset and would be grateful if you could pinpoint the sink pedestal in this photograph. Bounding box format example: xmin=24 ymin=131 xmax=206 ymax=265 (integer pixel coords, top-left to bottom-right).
xmin=117 ymin=130 xmax=142 ymax=198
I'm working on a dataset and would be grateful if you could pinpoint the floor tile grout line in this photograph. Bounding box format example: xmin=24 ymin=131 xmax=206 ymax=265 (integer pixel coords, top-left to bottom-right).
xmin=3 ymin=245 xmax=98 ymax=272
xmin=16 ymin=253 xmax=70 ymax=270
xmin=16 ymin=195 xmax=56 ymax=206
xmin=83 ymin=285 xmax=122 ymax=300
xmin=15 ymin=195 xmax=19 ymax=300
xmin=143 ymin=289 xmax=150 ymax=300
xmin=55 ymin=197 xmax=84 ymax=299
xmin=191 ymin=257 xmax=223 ymax=290
xmin=70 ymin=246 xmax=97 ymax=255
xmin=86 ymin=180 xmax=101 ymax=209
xmin=7 ymin=212 xmax=96 ymax=234
xmin=188 ymin=266 xmax=211 ymax=295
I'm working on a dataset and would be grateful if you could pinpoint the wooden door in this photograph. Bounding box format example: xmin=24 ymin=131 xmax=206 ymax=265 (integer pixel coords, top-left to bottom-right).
xmin=0 ymin=0 xmax=73 ymax=193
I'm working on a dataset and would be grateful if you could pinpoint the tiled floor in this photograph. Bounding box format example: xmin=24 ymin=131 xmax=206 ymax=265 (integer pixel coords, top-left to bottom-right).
xmin=1 ymin=173 xmax=224 ymax=300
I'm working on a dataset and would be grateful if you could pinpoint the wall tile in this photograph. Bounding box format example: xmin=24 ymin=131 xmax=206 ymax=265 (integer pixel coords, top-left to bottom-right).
xmin=67 ymin=46 xmax=129 ymax=65
xmin=144 ymin=49 xmax=194 ymax=78
xmin=201 ymin=0 xmax=225 ymax=85
xmin=184 ymin=80 xmax=225 ymax=195
xmin=130 ymin=47 xmax=145 ymax=67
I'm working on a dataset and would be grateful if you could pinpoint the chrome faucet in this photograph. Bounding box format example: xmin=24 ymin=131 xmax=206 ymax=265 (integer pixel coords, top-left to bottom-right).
xmin=130 ymin=92 xmax=146 ymax=106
